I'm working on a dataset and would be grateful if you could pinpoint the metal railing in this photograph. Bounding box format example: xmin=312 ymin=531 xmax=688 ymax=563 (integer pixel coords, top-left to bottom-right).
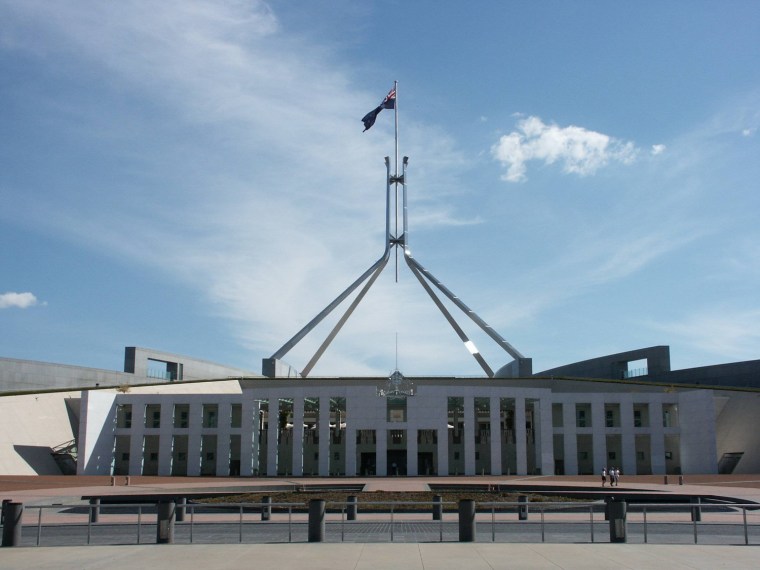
xmin=4 ymin=499 xmax=759 ymax=546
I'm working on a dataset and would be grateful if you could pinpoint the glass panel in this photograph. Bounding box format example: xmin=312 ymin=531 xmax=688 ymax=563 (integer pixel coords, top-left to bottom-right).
xmin=356 ymin=429 xmax=376 ymax=475
xmin=230 ymin=404 xmax=242 ymax=428
xmin=116 ymin=404 xmax=132 ymax=428
xmin=302 ymin=397 xmax=319 ymax=476
xmin=145 ymin=404 xmax=161 ymax=428
xmin=330 ymin=397 xmax=346 ymax=475
xmin=256 ymin=399 xmax=269 ymax=476
xmin=474 ymin=397 xmax=490 ymax=475
xmin=500 ymin=397 xmax=516 ymax=475
xmin=173 ymin=404 xmax=189 ymax=428
xmin=200 ymin=434 xmax=217 ymax=475
xmin=202 ymin=404 xmax=218 ymax=428
xmin=448 ymin=397 xmax=464 ymax=475
xmin=552 ymin=403 xmax=563 ymax=428
xmin=277 ymin=398 xmax=294 ymax=476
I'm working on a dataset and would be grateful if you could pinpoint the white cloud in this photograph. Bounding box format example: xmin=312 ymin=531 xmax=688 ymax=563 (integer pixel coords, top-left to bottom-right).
xmin=0 ymin=0 xmax=477 ymax=376
xmin=651 ymin=308 xmax=760 ymax=362
xmin=0 ymin=292 xmax=39 ymax=309
xmin=743 ymin=128 xmax=756 ymax=137
xmin=651 ymin=144 xmax=666 ymax=155
xmin=491 ymin=116 xmax=638 ymax=182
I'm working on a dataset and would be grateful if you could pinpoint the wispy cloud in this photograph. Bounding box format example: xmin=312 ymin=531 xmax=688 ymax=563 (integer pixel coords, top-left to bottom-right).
xmin=491 ymin=116 xmax=639 ymax=182
xmin=651 ymin=308 xmax=760 ymax=362
xmin=0 ymin=292 xmax=39 ymax=309
xmin=0 ymin=0 xmax=474 ymax=375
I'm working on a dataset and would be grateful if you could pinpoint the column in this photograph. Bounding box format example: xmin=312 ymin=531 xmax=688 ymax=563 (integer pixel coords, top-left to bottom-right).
xmin=515 ymin=396 xmax=527 ymax=475
xmin=407 ymin=429 xmax=418 ymax=476
xmin=158 ymin=402 xmax=173 ymax=476
xmin=345 ymin=427 xmax=357 ymax=476
xmin=216 ymin=403 xmax=230 ymax=476
xmin=620 ymin=397 xmax=636 ymax=476
xmin=240 ymin=397 xmax=255 ymax=477
xmin=538 ymin=397 xmax=554 ymax=475
xmin=186 ymin=402 xmax=202 ymax=476
xmin=376 ymin=429 xmax=388 ymax=476
xmin=562 ymin=401 xmax=578 ymax=475
xmin=437 ymin=426 xmax=449 ymax=476
xmin=649 ymin=401 xmax=666 ymax=474
xmin=591 ymin=398 xmax=607 ymax=474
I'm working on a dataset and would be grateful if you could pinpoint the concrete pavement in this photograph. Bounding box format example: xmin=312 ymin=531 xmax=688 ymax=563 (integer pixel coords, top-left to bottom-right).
xmin=2 ymin=543 xmax=760 ymax=570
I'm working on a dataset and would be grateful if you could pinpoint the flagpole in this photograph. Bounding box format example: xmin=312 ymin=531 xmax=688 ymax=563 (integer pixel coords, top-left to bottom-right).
xmin=394 ymin=80 xmax=399 ymax=282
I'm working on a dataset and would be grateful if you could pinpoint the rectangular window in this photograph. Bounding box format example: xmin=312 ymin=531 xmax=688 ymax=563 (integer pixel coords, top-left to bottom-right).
xmin=203 ymin=404 xmax=218 ymax=428
xmin=116 ymin=404 xmax=132 ymax=428
xmin=230 ymin=403 xmax=242 ymax=428
xmin=552 ymin=403 xmax=563 ymax=428
xmin=174 ymin=404 xmax=189 ymax=428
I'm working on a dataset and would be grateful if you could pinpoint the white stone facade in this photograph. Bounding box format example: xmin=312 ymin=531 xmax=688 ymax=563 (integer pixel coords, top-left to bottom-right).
xmin=77 ymin=377 xmax=719 ymax=477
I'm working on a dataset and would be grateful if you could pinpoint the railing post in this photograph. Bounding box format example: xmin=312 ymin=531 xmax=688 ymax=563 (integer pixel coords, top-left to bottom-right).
xmin=690 ymin=497 xmax=701 ymax=522
xmin=156 ymin=500 xmax=176 ymax=544
xmin=1 ymin=502 xmax=23 ymax=547
xmin=432 ymin=495 xmax=442 ymax=521
xmin=261 ymin=496 xmax=272 ymax=521
xmin=89 ymin=498 xmax=100 ymax=523
xmin=1 ymin=499 xmax=10 ymax=524
xmin=518 ymin=495 xmax=528 ymax=521
xmin=347 ymin=495 xmax=358 ymax=521
xmin=608 ymin=500 xmax=627 ymax=543
xmin=458 ymin=499 xmax=476 ymax=542
xmin=176 ymin=497 xmax=186 ymax=522
xmin=308 ymin=499 xmax=326 ymax=542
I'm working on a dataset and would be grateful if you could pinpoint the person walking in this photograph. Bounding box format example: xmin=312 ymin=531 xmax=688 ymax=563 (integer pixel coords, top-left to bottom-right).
xmin=601 ymin=467 xmax=607 ymax=487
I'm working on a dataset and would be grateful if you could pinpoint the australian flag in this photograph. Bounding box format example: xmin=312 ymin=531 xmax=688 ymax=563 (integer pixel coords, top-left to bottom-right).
xmin=362 ymin=86 xmax=396 ymax=131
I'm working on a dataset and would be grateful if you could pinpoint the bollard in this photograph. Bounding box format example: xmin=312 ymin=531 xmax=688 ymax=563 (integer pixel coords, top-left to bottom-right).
xmin=432 ymin=495 xmax=442 ymax=521
xmin=308 ymin=499 xmax=326 ymax=542
xmin=1 ymin=502 xmax=23 ymax=547
xmin=0 ymin=499 xmax=10 ymax=525
xmin=156 ymin=501 xmax=176 ymax=544
xmin=89 ymin=498 xmax=100 ymax=523
xmin=125 ymin=476 xmax=130 ymax=486
xmin=664 ymin=475 xmax=668 ymax=485
xmin=690 ymin=497 xmax=702 ymax=522
xmin=679 ymin=475 xmax=684 ymax=485
xmin=110 ymin=476 xmax=115 ymax=487
xmin=347 ymin=495 xmax=358 ymax=521
xmin=608 ymin=500 xmax=627 ymax=543
xmin=518 ymin=495 xmax=529 ymax=521
xmin=176 ymin=497 xmax=186 ymax=522
xmin=458 ymin=499 xmax=476 ymax=542
xmin=261 ymin=496 xmax=272 ymax=521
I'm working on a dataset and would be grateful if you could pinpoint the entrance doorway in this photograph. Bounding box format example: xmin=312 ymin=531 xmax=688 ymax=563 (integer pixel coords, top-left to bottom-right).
xmin=360 ymin=452 xmax=376 ymax=476
xmin=387 ymin=450 xmax=407 ymax=476
xmin=417 ymin=452 xmax=435 ymax=476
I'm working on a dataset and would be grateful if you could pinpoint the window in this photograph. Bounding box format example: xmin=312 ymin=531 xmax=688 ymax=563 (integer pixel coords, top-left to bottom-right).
xmin=230 ymin=404 xmax=242 ymax=428
xmin=203 ymin=404 xmax=218 ymax=428
xmin=116 ymin=404 xmax=132 ymax=428
xmin=174 ymin=404 xmax=189 ymax=428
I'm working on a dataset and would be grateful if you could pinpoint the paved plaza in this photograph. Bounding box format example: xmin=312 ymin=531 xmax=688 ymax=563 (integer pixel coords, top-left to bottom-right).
xmin=2 ymin=475 xmax=760 ymax=568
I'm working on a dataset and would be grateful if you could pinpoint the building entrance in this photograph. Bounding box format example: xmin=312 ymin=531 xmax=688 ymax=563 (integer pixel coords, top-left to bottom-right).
xmin=417 ymin=452 xmax=435 ymax=475
xmin=359 ymin=452 xmax=376 ymax=476
xmin=387 ymin=450 xmax=407 ymax=476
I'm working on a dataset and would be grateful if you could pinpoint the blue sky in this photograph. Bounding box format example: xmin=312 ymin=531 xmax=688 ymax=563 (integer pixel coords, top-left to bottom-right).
xmin=1 ymin=0 xmax=759 ymax=377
